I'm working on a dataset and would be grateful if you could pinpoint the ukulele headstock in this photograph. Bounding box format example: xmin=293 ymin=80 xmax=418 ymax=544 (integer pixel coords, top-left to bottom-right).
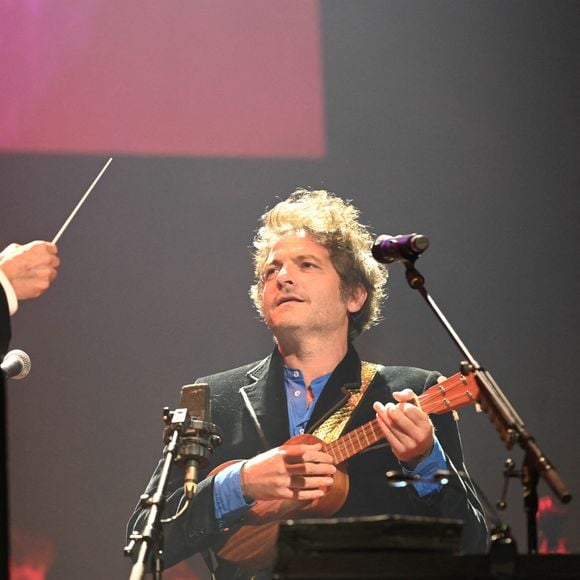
xmin=419 ymin=372 xmax=480 ymax=417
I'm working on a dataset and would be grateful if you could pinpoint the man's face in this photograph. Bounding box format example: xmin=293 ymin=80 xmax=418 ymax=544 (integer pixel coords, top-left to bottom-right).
xmin=261 ymin=231 xmax=365 ymax=341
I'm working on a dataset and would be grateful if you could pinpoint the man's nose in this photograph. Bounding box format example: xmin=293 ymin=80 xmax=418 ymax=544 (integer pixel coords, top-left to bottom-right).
xmin=276 ymin=264 xmax=294 ymax=286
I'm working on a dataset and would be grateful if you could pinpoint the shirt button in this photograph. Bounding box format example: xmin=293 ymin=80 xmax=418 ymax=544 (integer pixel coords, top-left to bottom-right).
xmin=294 ymin=390 xmax=301 ymax=397
xmin=299 ymin=428 xmax=305 ymax=435
xmin=293 ymin=371 xmax=299 ymax=378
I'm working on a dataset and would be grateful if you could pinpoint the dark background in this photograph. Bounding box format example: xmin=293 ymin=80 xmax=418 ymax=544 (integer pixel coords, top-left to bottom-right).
xmin=1 ymin=2 xmax=578 ymax=578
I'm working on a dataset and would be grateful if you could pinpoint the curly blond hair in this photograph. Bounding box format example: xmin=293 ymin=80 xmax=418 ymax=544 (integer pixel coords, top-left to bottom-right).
xmin=250 ymin=188 xmax=388 ymax=341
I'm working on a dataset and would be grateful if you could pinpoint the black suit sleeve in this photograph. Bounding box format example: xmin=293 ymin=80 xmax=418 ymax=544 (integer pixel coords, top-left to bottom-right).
xmin=0 ymin=286 xmax=11 ymax=358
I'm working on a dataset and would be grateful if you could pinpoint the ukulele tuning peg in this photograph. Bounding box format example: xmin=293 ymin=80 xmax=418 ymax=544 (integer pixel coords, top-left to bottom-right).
xmin=475 ymin=403 xmax=482 ymax=413
xmin=452 ymin=410 xmax=459 ymax=422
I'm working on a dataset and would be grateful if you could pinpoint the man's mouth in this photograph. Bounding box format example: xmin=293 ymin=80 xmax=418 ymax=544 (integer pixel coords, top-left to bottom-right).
xmin=276 ymin=295 xmax=305 ymax=306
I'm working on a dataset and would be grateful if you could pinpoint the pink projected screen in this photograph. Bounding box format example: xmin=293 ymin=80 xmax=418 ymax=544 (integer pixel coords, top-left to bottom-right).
xmin=1 ymin=1 xmax=325 ymax=158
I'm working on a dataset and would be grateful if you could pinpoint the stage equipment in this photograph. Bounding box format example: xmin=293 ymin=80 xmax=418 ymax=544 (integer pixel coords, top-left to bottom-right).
xmin=371 ymin=233 xmax=572 ymax=555
xmin=124 ymin=384 xmax=221 ymax=580
xmin=274 ymin=514 xmax=580 ymax=579
xmin=1 ymin=349 xmax=31 ymax=380
xmin=371 ymin=233 xmax=429 ymax=263
xmin=0 ymin=348 xmax=31 ymax=578
xmin=276 ymin=513 xmax=462 ymax=555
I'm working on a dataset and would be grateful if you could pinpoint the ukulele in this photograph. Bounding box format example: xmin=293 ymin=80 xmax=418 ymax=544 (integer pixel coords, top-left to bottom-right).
xmin=210 ymin=372 xmax=480 ymax=572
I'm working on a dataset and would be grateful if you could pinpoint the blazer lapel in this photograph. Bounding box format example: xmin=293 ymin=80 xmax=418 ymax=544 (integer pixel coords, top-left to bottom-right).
xmin=239 ymin=350 xmax=290 ymax=448
xmin=343 ymin=368 xmax=387 ymax=432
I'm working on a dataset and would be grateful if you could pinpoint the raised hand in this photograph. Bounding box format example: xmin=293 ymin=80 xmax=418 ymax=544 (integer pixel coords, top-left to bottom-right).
xmin=0 ymin=241 xmax=60 ymax=300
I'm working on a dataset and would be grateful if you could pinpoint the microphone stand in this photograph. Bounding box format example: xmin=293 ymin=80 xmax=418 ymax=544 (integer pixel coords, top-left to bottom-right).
xmin=125 ymin=411 xmax=181 ymax=580
xmin=124 ymin=407 xmax=221 ymax=579
xmin=395 ymin=257 xmax=571 ymax=555
xmin=0 ymin=374 xmax=8 ymax=580
xmin=0 ymin=352 xmax=30 ymax=579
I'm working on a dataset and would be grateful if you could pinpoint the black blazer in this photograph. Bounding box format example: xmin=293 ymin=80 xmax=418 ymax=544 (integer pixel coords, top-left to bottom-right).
xmin=0 ymin=287 xmax=10 ymax=358
xmin=127 ymin=346 xmax=488 ymax=577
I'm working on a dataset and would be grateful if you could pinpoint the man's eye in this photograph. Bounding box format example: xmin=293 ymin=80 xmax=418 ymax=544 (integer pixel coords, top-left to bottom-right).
xmin=263 ymin=267 xmax=278 ymax=279
xmin=301 ymin=262 xmax=316 ymax=269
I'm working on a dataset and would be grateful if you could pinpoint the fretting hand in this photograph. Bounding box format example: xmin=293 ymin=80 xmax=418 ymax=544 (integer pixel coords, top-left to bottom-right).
xmin=373 ymin=389 xmax=435 ymax=468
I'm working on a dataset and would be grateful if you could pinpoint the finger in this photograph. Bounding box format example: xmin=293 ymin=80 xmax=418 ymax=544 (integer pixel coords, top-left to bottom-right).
xmin=376 ymin=410 xmax=430 ymax=462
xmin=35 ymin=249 xmax=59 ymax=267
xmin=281 ymin=444 xmax=322 ymax=457
xmin=377 ymin=395 xmax=429 ymax=428
xmin=301 ymin=449 xmax=334 ymax=464
xmin=397 ymin=401 xmax=431 ymax=423
xmin=284 ymin=488 xmax=327 ymax=501
xmin=436 ymin=375 xmax=448 ymax=383
xmin=375 ymin=409 xmax=408 ymax=457
xmin=392 ymin=389 xmax=417 ymax=403
xmin=39 ymin=252 xmax=60 ymax=267
xmin=37 ymin=242 xmax=58 ymax=258
xmin=47 ymin=267 xmax=58 ymax=282
xmin=289 ymin=475 xmax=334 ymax=490
xmin=375 ymin=399 xmax=435 ymax=462
xmin=30 ymin=265 xmax=58 ymax=283
xmin=282 ymin=445 xmax=334 ymax=465
xmin=286 ymin=461 xmax=336 ymax=476
xmin=376 ymin=402 xmax=428 ymax=447
xmin=374 ymin=402 xmax=405 ymax=446
xmin=387 ymin=403 xmax=432 ymax=441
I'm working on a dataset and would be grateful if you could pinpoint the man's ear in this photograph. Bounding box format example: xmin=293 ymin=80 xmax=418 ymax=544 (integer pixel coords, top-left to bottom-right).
xmin=347 ymin=285 xmax=368 ymax=314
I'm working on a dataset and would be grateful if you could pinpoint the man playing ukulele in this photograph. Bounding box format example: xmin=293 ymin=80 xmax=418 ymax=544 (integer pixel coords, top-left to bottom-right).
xmin=128 ymin=189 xmax=487 ymax=579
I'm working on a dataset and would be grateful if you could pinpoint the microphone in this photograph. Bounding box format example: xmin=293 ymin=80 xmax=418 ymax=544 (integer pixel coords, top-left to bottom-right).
xmin=371 ymin=233 xmax=429 ymax=264
xmin=1 ymin=349 xmax=31 ymax=380
xmin=178 ymin=383 xmax=211 ymax=499
xmin=180 ymin=383 xmax=210 ymax=422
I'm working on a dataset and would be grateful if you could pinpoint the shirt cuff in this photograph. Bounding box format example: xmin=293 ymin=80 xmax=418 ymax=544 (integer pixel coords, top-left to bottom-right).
xmin=0 ymin=270 xmax=18 ymax=315
xmin=213 ymin=461 xmax=254 ymax=531
xmin=401 ymin=436 xmax=446 ymax=497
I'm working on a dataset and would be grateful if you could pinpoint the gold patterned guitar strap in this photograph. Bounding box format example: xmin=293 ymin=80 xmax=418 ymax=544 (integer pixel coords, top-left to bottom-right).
xmin=312 ymin=361 xmax=379 ymax=444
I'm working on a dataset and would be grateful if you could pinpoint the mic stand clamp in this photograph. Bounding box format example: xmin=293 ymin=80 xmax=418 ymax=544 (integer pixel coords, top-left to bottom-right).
xmin=124 ymin=407 xmax=221 ymax=580
xmin=170 ymin=415 xmax=222 ymax=502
